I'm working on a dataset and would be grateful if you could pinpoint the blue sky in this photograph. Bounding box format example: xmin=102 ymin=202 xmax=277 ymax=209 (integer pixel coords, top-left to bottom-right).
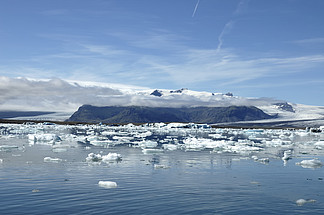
xmin=1 ymin=0 xmax=324 ymax=106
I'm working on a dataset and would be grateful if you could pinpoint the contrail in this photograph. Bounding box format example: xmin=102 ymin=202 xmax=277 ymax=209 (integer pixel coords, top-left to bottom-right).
xmin=217 ymin=21 xmax=234 ymax=52
xmin=192 ymin=0 xmax=200 ymax=17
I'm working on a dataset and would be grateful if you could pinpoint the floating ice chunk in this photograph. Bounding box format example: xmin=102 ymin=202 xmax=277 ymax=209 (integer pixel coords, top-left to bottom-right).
xmin=282 ymin=150 xmax=292 ymax=161
xmin=251 ymin=156 xmax=269 ymax=164
xmin=86 ymin=153 xmax=102 ymax=162
xmin=296 ymin=199 xmax=316 ymax=206
xmin=102 ymin=153 xmax=122 ymax=162
xmin=0 ymin=145 xmax=19 ymax=151
xmin=134 ymin=131 xmax=152 ymax=138
xmin=251 ymin=155 xmax=259 ymax=161
xmin=314 ymin=141 xmax=324 ymax=150
xmin=44 ymin=157 xmax=63 ymax=163
xmin=0 ymin=158 xmax=3 ymax=163
xmin=154 ymin=164 xmax=170 ymax=169
xmin=29 ymin=133 xmax=61 ymax=143
xmin=139 ymin=140 xmax=158 ymax=149
xmin=98 ymin=181 xmax=117 ymax=189
xmin=162 ymin=144 xmax=178 ymax=151
xmin=296 ymin=159 xmax=323 ymax=168
xmin=142 ymin=148 xmax=164 ymax=154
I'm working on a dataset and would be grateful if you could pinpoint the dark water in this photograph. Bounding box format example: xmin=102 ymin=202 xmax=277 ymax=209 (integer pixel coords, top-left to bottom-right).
xmin=1 ymin=138 xmax=324 ymax=215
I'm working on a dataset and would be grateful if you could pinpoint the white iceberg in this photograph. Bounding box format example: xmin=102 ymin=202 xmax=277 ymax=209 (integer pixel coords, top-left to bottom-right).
xmin=0 ymin=145 xmax=19 ymax=151
xmin=28 ymin=133 xmax=61 ymax=144
xmin=296 ymin=159 xmax=323 ymax=168
xmin=44 ymin=157 xmax=63 ymax=163
xmin=142 ymin=148 xmax=164 ymax=154
xmin=86 ymin=153 xmax=102 ymax=162
xmin=98 ymin=181 xmax=117 ymax=189
xmin=282 ymin=150 xmax=292 ymax=161
xmin=296 ymin=199 xmax=316 ymax=206
xmin=102 ymin=153 xmax=122 ymax=162
xmin=162 ymin=144 xmax=178 ymax=151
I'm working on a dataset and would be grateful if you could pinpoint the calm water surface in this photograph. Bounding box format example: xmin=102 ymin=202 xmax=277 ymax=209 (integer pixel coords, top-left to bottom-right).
xmin=0 ymin=128 xmax=324 ymax=214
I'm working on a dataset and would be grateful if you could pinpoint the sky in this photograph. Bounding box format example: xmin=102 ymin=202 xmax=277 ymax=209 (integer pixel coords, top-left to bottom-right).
xmin=0 ymin=0 xmax=324 ymax=107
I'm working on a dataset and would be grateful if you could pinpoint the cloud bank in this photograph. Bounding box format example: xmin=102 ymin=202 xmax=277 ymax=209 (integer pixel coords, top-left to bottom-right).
xmin=0 ymin=76 xmax=284 ymax=113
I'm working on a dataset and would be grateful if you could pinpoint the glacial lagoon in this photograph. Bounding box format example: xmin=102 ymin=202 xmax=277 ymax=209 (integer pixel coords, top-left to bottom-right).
xmin=0 ymin=122 xmax=324 ymax=214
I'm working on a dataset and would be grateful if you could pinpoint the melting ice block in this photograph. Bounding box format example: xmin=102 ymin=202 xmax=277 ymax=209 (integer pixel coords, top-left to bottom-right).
xmin=86 ymin=153 xmax=102 ymax=162
xmin=282 ymin=150 xmax=292 ymax=161
xmin=296 ymin=199 xmax=316 ymax=206
xmin=98 ymin=181 xmax=117 ymax=189
xmin=296 ymin=159 xmax=323 ymax=168
xmin=102 ymin=153 xmax=122 ymax=162
xmin=44 ymin=157 xmax=63 ymax=163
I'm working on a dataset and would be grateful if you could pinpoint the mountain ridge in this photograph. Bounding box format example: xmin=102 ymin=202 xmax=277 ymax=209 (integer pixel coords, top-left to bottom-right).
xmin=67 ymin=105 xmax=276 ymax=124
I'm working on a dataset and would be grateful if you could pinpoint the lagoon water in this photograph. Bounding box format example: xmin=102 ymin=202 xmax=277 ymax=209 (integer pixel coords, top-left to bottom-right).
xmin=0 ymin=123 xmax=324 ymax=214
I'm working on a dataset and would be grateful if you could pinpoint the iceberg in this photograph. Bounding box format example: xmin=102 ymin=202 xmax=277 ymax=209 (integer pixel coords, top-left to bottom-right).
xmin=296 ymin=199 xmax=316 ymax=206
xmin=28 ymin=133 xmax=61 ymax=144
xmin=296 ymin=159 xmax=323 ymax=168
xmin=142 ymin=148 xmax=164 ymax=154
xmin=98 ymin=181 xmax=117 ymax=189
xmin=44 ymin=157 xmax=63 ymax=163
xmin=0 ymin=145 xmax=19 ymax=151
xmin=282 ymin=150 xmax=292 ymax=161
xmin=86 ymin=153 xmax=102 ymax=162
xmin=102 ymin=153 xmax=122 ymax=162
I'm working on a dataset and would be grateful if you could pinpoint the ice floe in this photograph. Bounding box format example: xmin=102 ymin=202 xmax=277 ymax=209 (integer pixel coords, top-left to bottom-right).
xmin=86 ymin=152 xmax=122 ymax=162
xmin=296 ymin=159 xmax=323 ymax=168
xmin=98 ymin=181 xmax=117 ymax=189
xmin=296 ymin=198 xmax=317 ymax=206
xmin=102 ymin=153 xmax=122 ymax=162
xmin=44 ymin=157 xmax=63 ymax=163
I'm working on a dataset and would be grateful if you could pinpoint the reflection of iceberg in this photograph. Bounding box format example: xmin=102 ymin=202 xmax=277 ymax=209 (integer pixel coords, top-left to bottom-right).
xmin=296 ymin=159 xmax=323 ymax=168
xmin=154 ymin=164 xmax=170 ymax=169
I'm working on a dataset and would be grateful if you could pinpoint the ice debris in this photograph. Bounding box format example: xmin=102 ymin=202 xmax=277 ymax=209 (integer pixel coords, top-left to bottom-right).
xmin=98 ymin=181 xmax=117 ymax=189
xmin=102 ymin=153 xmax=122 ymax=162
xmin=296 ymin=199 xmax=316 ymax=206
xmin=251 ymin=156 xmax=269 ymax=164
xmin=43 ymin=157 xmax=63 ymax=163
xmin=86 ymin=153 xmax=102 ymax=162
xmin=282 ymin=150 xmax=292 ymax=161
xmin=296 ymin=159 xmax=323 ymax=169
xmin=86 ymin=152 xmax=122 ymax=162
xmin=0 ymin=145 xmax=19 ymax=151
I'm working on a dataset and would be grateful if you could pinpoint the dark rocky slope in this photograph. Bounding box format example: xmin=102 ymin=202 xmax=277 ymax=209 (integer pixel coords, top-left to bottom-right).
xmin=67 ymin=105 xmax=276 ymax=124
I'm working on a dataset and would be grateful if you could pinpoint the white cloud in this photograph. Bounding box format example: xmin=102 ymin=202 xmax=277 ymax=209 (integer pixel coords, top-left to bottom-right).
xmin=0 ymin=76 xmax=284 ymax=113
xmin=292 ymin=37 xmax=324 ymax=44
